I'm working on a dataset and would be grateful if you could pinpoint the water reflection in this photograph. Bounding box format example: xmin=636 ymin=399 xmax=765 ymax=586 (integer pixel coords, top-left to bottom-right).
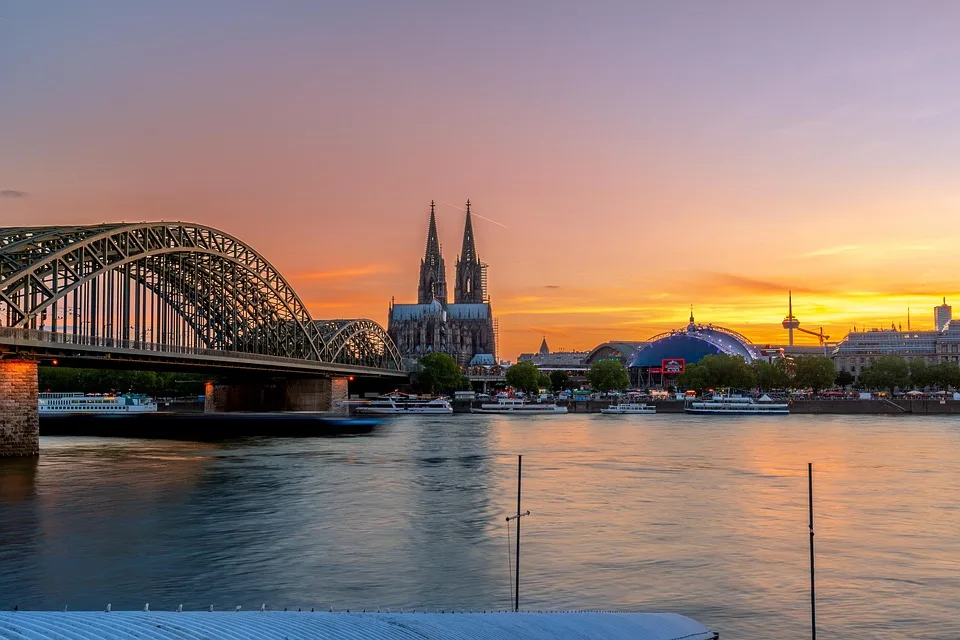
xmin=0 ymin=416 xmax=959 ymax=639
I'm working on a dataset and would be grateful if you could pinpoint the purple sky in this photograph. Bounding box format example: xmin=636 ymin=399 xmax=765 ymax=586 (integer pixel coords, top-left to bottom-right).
xmin=3 ymin=1 xmax=960 ymax=356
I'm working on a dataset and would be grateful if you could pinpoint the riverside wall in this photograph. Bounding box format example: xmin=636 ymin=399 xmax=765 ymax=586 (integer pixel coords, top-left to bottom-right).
xmin=455 ymin=398 xmax=960 ymax=415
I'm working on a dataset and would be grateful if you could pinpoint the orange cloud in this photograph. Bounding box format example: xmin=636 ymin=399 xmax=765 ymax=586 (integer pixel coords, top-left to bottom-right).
xmin=292 ymin=265 xmax=393 ymax=280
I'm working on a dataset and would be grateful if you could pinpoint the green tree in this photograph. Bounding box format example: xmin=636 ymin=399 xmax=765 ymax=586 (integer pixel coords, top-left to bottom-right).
xmin=834 ymin=370 xmax=855 ymax=388
xmin=859 ymin=355 xmax=909 ymax=393
xmin=587 ymin=360 xmax=629 ymax=392
xmin=37 ymin=367 xmax=205 ymax=397
xmin=505 ymin=361 xmax=541 ymax=394
xmin=549 ymin=370 xmax=570 ymax=391
xmin=929 ymin=361 xmax=960 ymax=390
xmin=752 ymin=360 xmax=789 ymax=391
xmin=676 ymin=363 xmax=711 ymax=393
xmin=697 ymin=354 xmax=755 ymax=390
xmin=537 ymin=373 xmax=551 ymax=391
xmin=417 ymin=352 xmax=462 ymax=394
xmin=908 ymin=359 xmax=930 ymax=389
xmin=793 ymin=355 xmax=836 ymax=393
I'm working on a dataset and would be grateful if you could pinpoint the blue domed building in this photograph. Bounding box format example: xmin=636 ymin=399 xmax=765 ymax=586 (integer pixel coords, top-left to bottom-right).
xmin=630 ymin=310 xmax=761 ymax=387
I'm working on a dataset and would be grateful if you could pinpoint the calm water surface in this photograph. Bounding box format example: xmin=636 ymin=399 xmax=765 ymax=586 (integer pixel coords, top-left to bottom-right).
xmin=2 ymin=414 xmax=959 ymax=639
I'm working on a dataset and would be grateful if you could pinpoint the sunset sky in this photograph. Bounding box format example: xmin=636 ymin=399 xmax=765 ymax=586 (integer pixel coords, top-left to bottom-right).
xmin=3 ymin=2 xmax=960 ymax=359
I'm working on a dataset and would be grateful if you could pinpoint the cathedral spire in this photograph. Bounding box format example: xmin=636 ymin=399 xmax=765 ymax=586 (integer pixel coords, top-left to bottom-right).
xmin=454 ymin=199 xmax=485 ymax=303
xmin=418 ymin=200 xmax=447 ymax=304
xmin=459 ymin=199 xmax=478 ymax=265
xmin=425 ymin=200 xmax=441 ymax=262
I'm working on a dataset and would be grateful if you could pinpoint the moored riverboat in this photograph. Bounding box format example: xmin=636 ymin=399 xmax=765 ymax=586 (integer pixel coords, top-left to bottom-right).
xmin=472 ymin=398 xmax=568 ymax=414
xmin=39 ymin=392 xmax=158 ymax=414
xmin=684 ymin=392 xmax=789 ymax=415
xmin=600 ymin=403 xmax=657 ymax=415
xmin=353 ymin=395 xmax=453 ymax=415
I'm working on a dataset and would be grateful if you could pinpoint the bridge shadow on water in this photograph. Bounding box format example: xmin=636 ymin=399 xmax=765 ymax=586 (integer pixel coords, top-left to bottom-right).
xmin=39 ymin=413 xmax=383 ymax=441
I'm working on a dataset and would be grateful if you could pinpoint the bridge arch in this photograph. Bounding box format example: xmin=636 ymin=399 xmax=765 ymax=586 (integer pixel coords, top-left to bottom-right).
xmin=316 ymin=319 xmax=403 ymax=370
xmin=0 ymin=223 xmax=401 ymax=370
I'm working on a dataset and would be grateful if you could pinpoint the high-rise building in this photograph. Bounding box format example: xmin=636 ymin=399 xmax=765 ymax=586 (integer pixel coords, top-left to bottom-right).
xmin=388 ymin=201 xmax=497 ymax=367
xmin=935 ymin=297 xmax=952 ymax=331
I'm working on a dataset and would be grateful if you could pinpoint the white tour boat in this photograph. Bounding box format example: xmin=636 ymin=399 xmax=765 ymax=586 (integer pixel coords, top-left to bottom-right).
xmin=684 ymin=393 xmax=789 ymax=415
xmin=38 ymin=392 xmax=158 ymax=414
xmin=353 ymin=396 xmax=453 ymax=415
xmin=472 ymin=398 xmax=568 ymax=414
xmin=600 ymin=403 xmax=657 ymax=415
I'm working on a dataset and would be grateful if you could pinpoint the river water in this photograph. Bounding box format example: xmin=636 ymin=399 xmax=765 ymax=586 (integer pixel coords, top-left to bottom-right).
xmin=1 ymin=414 xmax=959 ymax=639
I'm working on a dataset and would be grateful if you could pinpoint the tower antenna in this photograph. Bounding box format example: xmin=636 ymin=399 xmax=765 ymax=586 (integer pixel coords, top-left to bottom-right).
xmin=782 ymin=291 xmax=800 ymax=347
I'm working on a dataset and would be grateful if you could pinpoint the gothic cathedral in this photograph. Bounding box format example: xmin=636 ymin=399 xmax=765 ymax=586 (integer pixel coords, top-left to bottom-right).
xmin=388 ymin=201 xmax=497 ymax=367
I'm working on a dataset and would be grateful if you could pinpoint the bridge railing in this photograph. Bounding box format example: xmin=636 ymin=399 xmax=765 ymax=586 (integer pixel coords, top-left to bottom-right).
xmin=0 ymin=326 xmax=330 ymax=368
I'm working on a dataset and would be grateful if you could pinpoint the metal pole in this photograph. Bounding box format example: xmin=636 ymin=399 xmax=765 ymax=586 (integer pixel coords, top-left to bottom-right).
xmin=808 ymin=462 xmax=816 ymax=640
xmin=515 ymin=454 xmax=521 ymax=613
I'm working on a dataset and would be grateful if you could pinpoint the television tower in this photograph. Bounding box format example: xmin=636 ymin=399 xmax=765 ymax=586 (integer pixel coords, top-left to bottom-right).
xmin=782 ymin=291 xmax=800 ymax=347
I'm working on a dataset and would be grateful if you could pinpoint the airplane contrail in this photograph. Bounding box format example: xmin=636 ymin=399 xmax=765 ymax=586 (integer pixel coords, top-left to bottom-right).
xmin=436 ymin=199 xmax=508 ymax=228
xmin=0 ymin=16 xmax=24 ymax=29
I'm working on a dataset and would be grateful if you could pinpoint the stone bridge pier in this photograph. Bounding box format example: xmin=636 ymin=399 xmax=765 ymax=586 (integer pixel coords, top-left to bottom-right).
xmin=0 ymin=360 xmax=40 ymax=457
xmin=204 ymin=377 xmax=349 ymax=414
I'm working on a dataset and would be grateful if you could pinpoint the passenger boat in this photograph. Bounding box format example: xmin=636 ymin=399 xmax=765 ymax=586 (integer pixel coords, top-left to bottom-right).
xmin=600 ymin=403 xmax=657 ymax=415
xmin=472 ymin=398 xmax=568 ymax=414
xmin=353 ymin=395 xmax=453 ymax=415
xmin=38 ymin=392 xmax=158 ymax=414
xmin=684 ymin=393 xmax=789 ymax=415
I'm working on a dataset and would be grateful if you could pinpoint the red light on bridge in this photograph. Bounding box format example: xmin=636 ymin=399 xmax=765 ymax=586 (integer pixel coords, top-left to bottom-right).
xmin=51 ymin=359 xmax=58 ymax=366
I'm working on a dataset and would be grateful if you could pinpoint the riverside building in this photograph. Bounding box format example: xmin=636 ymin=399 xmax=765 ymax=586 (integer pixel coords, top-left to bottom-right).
xmin=832 ymin=323 xmax=960 ymax=375
xmin=518 ymin=337 xmax=590 ymax=371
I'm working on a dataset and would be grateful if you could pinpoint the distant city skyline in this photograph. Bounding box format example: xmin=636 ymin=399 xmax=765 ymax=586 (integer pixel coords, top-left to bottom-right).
xmin=3 ymin=2 xmax=960 ymax=358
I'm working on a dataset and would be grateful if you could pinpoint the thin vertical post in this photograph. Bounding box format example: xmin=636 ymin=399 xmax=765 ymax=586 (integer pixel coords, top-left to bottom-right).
xmin=515 ymin=454 xmax=521 ymax=613
xmin=808 ymin=462 xmax=816 ymax=640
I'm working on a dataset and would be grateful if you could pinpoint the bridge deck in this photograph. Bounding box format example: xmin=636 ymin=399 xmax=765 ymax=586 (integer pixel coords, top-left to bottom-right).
xmin=0 ymin=328 xmax=405 ymax=378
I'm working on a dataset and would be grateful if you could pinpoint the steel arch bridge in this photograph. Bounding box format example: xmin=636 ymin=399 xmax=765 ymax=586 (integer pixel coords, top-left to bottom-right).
xmin=0 ymin=222 xmax=403 ymax=376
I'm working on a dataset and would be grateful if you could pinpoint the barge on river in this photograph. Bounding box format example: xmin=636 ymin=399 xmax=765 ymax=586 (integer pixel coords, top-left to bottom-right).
xmin=684 ymin=393 xmax=789 ymax=415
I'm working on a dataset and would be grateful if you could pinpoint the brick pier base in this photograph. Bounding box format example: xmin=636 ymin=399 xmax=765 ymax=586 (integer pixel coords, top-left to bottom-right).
xmin=204 ymin=377 xmax=349 ymax=414
xmin=0 ymin=360 xmax=39 ymax=457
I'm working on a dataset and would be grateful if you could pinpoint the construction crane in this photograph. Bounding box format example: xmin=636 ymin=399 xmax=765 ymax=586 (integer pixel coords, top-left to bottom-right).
xmin=796 ymin=325 xmax=829 ymax=345
xmin=782 ymin=291 xmax=830 ymax=346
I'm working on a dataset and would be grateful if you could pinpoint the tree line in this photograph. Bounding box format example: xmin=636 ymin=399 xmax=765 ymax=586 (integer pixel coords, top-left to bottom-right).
xmin=415 ymin=353 xmax=633 ymax=395
xmin=413 ymin=351 xmax=960 ymax=397
xmin=854 ymin=355 xmax=960 ymax=393
xmin=674 ymin=353 xmax=960 ymax=394
xmin=677 ymin=354 xmax=836 ymax=393
xmin=39 ymin=367 xmax=207 ymax=397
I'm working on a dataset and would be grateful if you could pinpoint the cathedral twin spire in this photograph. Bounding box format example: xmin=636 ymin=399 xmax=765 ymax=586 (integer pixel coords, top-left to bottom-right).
xmin=417 ymin=200 xmax=485 ymax=306
xmin=418 ymin=201 xmax=447 ymax=304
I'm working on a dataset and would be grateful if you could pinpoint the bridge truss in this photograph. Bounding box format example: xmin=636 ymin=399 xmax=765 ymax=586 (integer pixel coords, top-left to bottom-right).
xmin=0 ymin=223 xmax=402 ymax=373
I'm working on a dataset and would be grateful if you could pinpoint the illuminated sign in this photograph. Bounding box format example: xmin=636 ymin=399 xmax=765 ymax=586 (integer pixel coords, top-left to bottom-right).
xmin=661 ymin=358 xmax=685 ymax=375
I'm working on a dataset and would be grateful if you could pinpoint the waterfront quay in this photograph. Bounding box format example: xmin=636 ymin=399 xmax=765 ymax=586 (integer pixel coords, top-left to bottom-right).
xmin=451 ymin=398 xmax=960 ymax=415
